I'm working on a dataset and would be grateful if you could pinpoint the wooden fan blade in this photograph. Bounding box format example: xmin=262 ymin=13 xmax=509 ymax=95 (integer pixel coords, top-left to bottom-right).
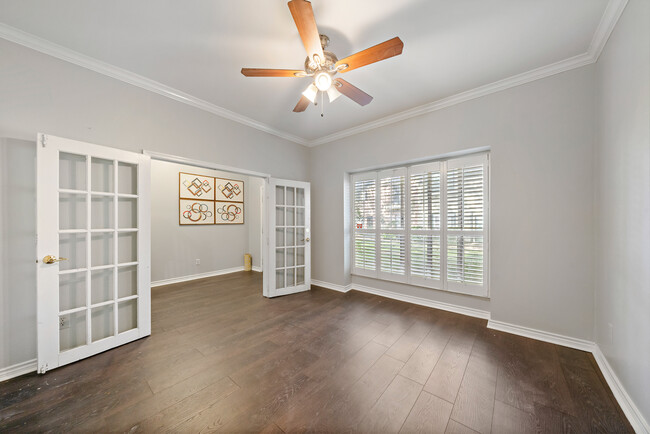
xmin=336 ymin=37 xmax=404 ymax=73
xmin=293 ymin=95 xmax=311 ymax=112
xmin=335 ymin=79 xmax=373 ymax=106
xmin=241 ymin=68 xmax=305 ymax=77
xmin=288 ymin=0 xmax=325 ymax=65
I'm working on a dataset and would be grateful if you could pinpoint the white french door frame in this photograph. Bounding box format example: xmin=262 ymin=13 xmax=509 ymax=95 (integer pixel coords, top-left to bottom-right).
xmin=264 ymin=178 xmax=311 ymax=298
xmin=37 ymin=134 xmax=151 ymax=373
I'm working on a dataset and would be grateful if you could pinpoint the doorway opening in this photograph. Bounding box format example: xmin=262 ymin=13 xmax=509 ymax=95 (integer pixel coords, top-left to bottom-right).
xmin=146 ymin=151 xmax=267 ymax=292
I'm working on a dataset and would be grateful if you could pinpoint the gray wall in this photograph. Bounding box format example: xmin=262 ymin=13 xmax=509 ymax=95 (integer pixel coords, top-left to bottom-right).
xmin=151 ymin=160 xmax=264 ymax=283
xmin=0 ymin=38 xmax=308 ymax=371
xmin=594 ymin=0 xmax=650 ymax=422
xmin=309 ymin=65 xmax=597 ymax=340
xmin=0 ymin=39 xmax=310 ymax=180
xmin=0 ymin=139 xmax=37 ymax=368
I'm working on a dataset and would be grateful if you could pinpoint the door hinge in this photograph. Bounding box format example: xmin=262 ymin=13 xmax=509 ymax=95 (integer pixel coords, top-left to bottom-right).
xmin=40 ymin=135 xmax=47 ymax=147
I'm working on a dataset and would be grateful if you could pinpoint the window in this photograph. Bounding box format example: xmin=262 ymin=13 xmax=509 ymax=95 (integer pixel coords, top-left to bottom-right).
xmin=351 ymin=153 xmax=489 ymax=297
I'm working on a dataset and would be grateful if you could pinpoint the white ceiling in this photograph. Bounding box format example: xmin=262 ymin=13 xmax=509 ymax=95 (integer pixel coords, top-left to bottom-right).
xmin=0 ymin=0 xmax=613 ymax=144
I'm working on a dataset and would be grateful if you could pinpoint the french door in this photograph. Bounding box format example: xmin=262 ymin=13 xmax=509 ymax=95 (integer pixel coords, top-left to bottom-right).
xmin=36 ymin=134 xmax=151 ymax=373
xmin=264 ymin=178 xmax=311 ymax=297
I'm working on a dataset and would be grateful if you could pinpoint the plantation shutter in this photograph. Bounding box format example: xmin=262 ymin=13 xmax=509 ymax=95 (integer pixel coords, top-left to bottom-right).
xmin=350 ymin=153 xmax=489 ymax=297
xmin=352 ymin=172 xmax=378 ymax=277
xmin=446 ymin=154 xmax=488 ymax=295
xmin=408 ymin=162 xmax=442 ymax=287
xmin=378 ymin=168 xmax=407 ymax=281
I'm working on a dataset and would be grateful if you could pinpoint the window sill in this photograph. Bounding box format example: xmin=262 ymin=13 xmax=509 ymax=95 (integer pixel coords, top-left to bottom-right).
xmin=351 ymin=272 xmax=490 ymax=299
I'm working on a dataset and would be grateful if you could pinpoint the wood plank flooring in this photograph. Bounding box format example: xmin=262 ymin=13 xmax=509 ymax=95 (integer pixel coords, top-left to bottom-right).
xmin=0 ymin=272 xmax=633 ymax=433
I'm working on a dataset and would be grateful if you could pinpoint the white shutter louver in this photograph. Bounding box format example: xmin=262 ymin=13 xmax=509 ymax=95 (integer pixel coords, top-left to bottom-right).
xmin=354 ymin=178 xmax=376 ymax=230
xmin=409 ymin=162 xmax=442 ymax=286
xmin=410 ymin=170 xmax=441 ymax=230
xmin=354 ymin=232 xmax=376 ymax=271
xmin=446 ymin=155 xmax=488 ymax=294
xmin=352 ymin=174 xmax=378 ymax=276
xmin=410 ymin=235 xmax=441 ymax=279
xmin=447 ymin=235 xmax=483 ymax=285
xmin=447 ymin=165 xmax=483 ymax=231
xmin=379 ymin=169 xmax=407 ymax=281
xmin=380 ymin=234 xmax=405 ymax=275
xmin=380 ymin=174 xmax=405 ymax=229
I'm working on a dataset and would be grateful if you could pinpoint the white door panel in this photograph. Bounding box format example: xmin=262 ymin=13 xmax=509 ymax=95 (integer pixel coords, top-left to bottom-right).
xmin=36 ymin=134 xmax=151 ymax=373
xmin=264 ymin=178 xmax=310 ymax=298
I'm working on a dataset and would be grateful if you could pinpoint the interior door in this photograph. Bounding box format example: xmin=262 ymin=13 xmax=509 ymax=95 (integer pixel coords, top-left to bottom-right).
xmin=264 ymin=178 xmax=310 ymax=297
xmin=36 ymin=134 xmax=151 ymax=374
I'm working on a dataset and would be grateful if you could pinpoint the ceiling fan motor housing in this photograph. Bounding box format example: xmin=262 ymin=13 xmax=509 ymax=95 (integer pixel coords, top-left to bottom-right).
xmin=305 ymin=50 xmax=338 ymax=74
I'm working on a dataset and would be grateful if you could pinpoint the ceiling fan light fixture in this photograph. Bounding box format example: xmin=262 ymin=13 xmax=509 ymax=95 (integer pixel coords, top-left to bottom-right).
xmin=302 ymin=83 xmax=319 ymax=103
xmin=314 ymin=71 xmax=333 ymax=91
xmin=327 ymin=86 xmax=342 ymax=103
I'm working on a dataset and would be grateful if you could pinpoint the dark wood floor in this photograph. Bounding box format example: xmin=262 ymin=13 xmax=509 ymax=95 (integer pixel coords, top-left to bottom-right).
xmin=0 ymin=272 xmax=633 ymax=433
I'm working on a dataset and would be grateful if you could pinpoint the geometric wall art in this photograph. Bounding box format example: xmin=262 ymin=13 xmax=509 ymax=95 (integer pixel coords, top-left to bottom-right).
xmin=179 ymin=172 xmax=215 ymax=200
xmin=179 ymin=172 xmax=244 ymax=225
xmin=216 ymin=178 xmax=244 ymax=202
xmin=179 ymin=199 xmax=215 ymax=225
xmin=215 ymin=201 xmax=244 ymax=224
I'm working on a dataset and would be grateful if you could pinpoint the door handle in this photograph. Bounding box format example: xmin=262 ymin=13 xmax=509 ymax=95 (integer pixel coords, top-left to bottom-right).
xmin=42 ymin=255 xmax=68 ymax=264
xmin=305 ymin=237 xmax=310 ymax=242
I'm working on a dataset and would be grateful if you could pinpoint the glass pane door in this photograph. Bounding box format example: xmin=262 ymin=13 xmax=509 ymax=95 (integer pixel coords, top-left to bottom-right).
xmin=266 ymin=179 xmax=310 ymax=297
xmin=58 ymin=153 xmax=140 ymax=350
xmin=37 ymin=134 xmax=150 ymax=373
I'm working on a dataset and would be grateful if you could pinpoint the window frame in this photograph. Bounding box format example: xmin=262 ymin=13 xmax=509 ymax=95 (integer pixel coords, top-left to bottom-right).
xmin=350 ymin=153 xmax=490 ymax=298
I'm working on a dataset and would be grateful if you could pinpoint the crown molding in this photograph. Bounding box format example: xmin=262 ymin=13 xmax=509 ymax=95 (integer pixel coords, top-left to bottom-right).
xmin=306 ymin=0 xmax=628 ymax=147
xmin=306 ymin=52 xmax=594 ymax=147
xmin=0 ymin=23 xmax=308 ymax=146
xmin=588 ymin=0 xmax=628 ymax=59
xmin=0 ymin=0 xmax=627 ymax=148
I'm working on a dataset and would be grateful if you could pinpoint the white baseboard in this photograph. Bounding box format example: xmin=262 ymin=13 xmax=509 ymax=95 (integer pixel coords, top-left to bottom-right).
xmin=487 ymin=319 xmax=595 ymax=352
xmin=311 ymin=279 xmax=352 ymax=293
xmin=592 ymin=346 xmax=650 ymax=434
xmin=0 ymin=359 xmax=37 ymax=382
xmin=311 ymin=279 xmax=489 ymax=319
xmin=151 ymin=266 xmax=246 ymax=287
xmin=252 ymin=265 xmax=263 ymax=273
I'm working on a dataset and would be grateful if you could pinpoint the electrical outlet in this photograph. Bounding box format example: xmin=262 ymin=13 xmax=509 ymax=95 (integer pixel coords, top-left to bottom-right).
xmin=195 ymin=259 xmax=200 ymax=265
xmin=59 ymin=316 xmax=69 ymax=330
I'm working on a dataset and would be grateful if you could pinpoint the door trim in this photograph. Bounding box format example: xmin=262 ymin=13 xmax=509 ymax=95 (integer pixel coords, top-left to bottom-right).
xmin=142 ymin=151 xmax=271 ymax=179
xmin=143 ymin=150 xmax=271 ymax=296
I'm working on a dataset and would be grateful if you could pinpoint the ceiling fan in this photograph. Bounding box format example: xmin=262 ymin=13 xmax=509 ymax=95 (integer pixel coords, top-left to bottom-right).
xmin=241 ymin=0 xmax=404 ymax=113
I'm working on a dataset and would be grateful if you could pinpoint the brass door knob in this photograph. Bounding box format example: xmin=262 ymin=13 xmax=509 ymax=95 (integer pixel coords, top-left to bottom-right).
xmin=43 ymin=255 xmax=68 ymax=264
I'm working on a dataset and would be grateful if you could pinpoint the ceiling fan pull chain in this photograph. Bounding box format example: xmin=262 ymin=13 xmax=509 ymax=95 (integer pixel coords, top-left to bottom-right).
xmin=321 ymin=92 xmax=324 ymax=118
